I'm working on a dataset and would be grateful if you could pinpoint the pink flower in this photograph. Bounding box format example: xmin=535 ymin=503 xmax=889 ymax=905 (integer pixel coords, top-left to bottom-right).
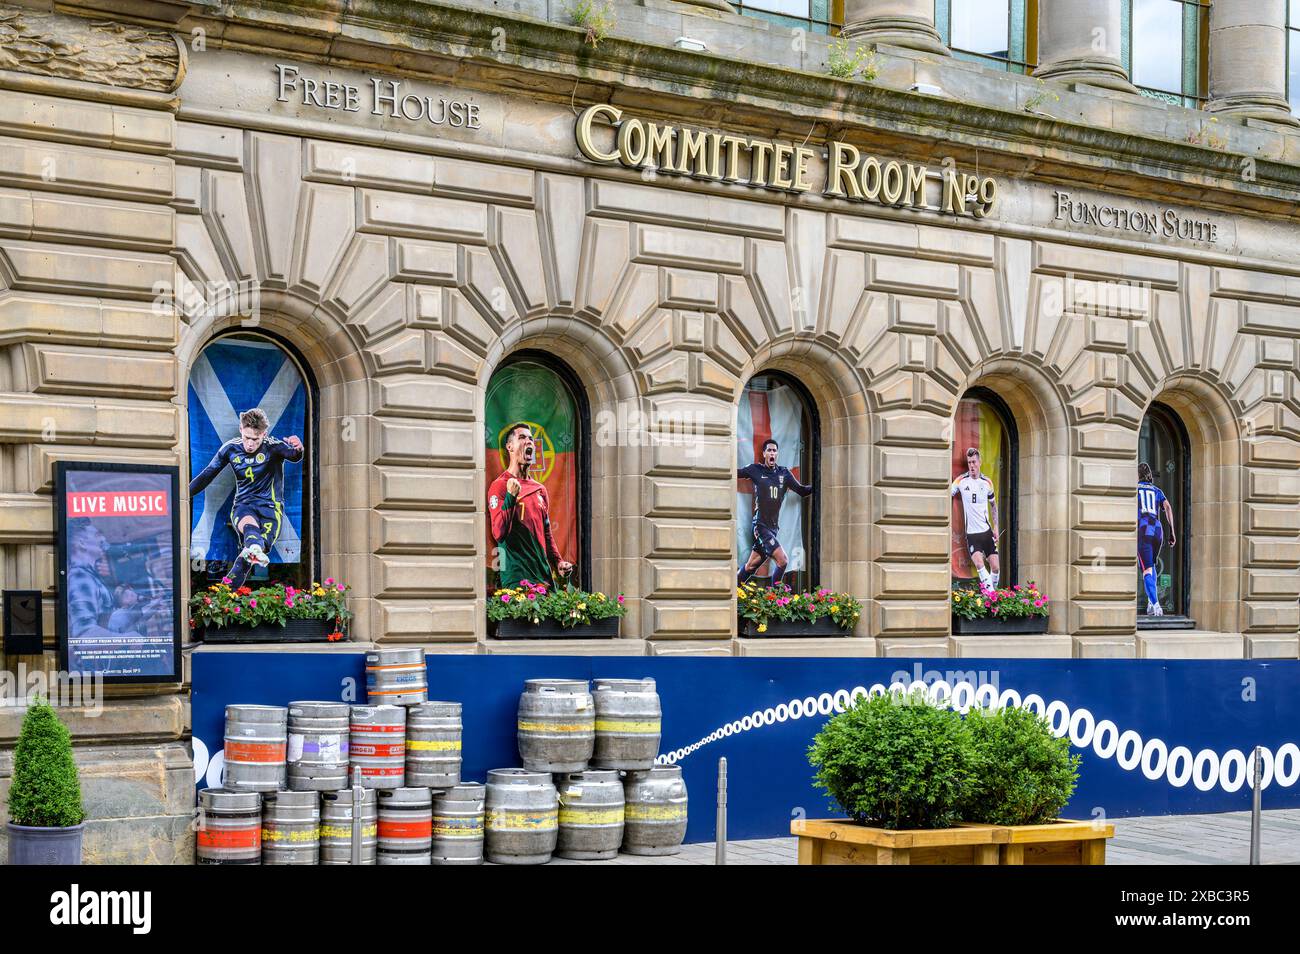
xmin=1034 ymin=599 xmax=1045 ymax=608
xmin=203 ymin=597 xmax=211 ymax=606
xmin=336 ymin=583 xmax=344 ymax=592
xmin=527 ymin=593 xmax=536 ymax=600
xmin=501 ymin=594 xmax=511 ymax=602
xmin=617 ymin=596 xmax=624 ymax=604
xmin=249 ymin=598 xmax=258 ymax=608
xmin=286 ymin=599 xmax=295 ymax=608
xmin=286 ymin=586 xmax=296 ymax=596
xmin=221 ymin=576 xmax=233 ymax=585
xmin=520 ymin=579 xmax=531 ymax=586
xmin=231 ymin=605 xmax=241 ymax=614
xmin=324 ymin=578 xmax=334 ymax=586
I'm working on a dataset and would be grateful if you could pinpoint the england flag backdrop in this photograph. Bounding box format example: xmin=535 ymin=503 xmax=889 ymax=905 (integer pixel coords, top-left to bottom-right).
xmin=187 ymin=337 xmax=307 ymax=563
xmin=736 ymin=380 xmax=808 ymax=581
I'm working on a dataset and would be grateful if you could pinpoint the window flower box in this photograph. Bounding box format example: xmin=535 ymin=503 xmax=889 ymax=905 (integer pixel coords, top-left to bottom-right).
xmin=737 ymin=582 xmax=862 ymax=637
xmin=189 ymin=579 xmax=350 ymax=644
xmin=487 ymin=582 xmax=626 ymax=639
xmin=951 ymin=582 xmax=1050 ymax=635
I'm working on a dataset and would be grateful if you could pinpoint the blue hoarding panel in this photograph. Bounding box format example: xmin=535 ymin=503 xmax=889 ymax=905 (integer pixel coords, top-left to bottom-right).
xmin=192 ymin=654 xmax=1300 ymax=844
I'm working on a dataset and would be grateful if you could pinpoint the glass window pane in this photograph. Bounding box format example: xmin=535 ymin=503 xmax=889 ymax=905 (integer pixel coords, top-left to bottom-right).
xmin=1290 ymin=34 xmax=1300 ymax=114
xmin=737 ymin=375 xmax=815 ymax=593
xmin=1292 ymin=0 xmax=1300 ymax=30
xmin=485 ymin=359 xmax=581 ymax=589
xmin=742 ymin=0 xmax=811 ymax=17
xmin=951 ymin=396 xmax=1012 ymax=587
xmin=1131 ymin=0 xmax=1184 ymax=93
xmin=188 ymin=333 xmax=311 ymax=591
xmin=951 ymin=0 xmax=1009 ymax=56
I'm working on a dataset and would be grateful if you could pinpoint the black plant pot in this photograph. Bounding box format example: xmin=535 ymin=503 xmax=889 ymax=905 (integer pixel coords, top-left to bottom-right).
xmin=492 ymin=617 xmax=620 ymax=639
xmin=739 ymin=617 xmax=846 ymax=638
xmin=951 ymin=615 xmax=1049 ymax=635
xmin=197 ymin=618 xmax=342 ymax=644
xmin=6 ymin=822 xmax=84 ymax=865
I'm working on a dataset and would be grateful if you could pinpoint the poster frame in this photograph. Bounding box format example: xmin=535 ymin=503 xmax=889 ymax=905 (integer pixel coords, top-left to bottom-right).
xmin=55 ymin=460 xmax=183 ymax=685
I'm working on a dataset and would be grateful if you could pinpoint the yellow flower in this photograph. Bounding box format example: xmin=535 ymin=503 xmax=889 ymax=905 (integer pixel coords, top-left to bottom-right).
xmin=830 ymin=605 xmax=840 ymax=614
xmin=757 ymin=623 xmax=767 ymax=633
xmin=577 ymin=603 xmax=586 ymax=611
xmin=596 ymin=592 xmax=606 ymax=601
xmin=313 ymin=587 xmax=326 ymax=597
xmin=736 ymin=587 xmax=746 ymax=598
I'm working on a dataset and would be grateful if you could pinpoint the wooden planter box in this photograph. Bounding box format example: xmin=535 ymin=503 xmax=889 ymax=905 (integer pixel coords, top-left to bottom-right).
xmin=792 ymin=819 xmax=1003 ymax=865
xmin=739 ymin=617 xmax=845 ymax=638
xmin=492 ymin=617 xmax=620 ymax=639
xmin=792 ymin=818 xmax=1112 ymax=866
xmin=197 ymin=618 xmax=342 ymax=644
xmin=952 ymin=615 xmax=1049 ymax=635
xmin=985 ymin=820 xmax=1114 ymax=865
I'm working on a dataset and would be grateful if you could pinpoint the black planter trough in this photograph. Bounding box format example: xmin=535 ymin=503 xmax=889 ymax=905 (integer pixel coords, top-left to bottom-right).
xmin=5 ymin=822 xmax=84 ymax=865
xmin=739 ymin=617 xmax=846 ymax=638
xmin=492 ymin=617 xmax=620 ymax=639
xmin=951 ymin=615 xmax=1049 ymax=635
xmin=197 ymin=618 xmax=342 ymax=644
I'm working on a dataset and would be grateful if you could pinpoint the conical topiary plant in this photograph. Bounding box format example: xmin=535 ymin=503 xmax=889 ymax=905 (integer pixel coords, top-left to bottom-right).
xmin=7 ymin=700 xmax=85 ymax=828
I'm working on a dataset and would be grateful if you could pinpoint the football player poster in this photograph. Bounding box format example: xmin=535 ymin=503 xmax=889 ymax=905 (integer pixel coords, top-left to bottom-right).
xmin=950 ymin=398 xmax=1008 ymax=588
xmin=56 ymin=462 xmax=181 ymax=683
xmin=187 ymin=336 xmax=308 ymax=579
xmin=484 ymin=360 xmax=579 ymax=589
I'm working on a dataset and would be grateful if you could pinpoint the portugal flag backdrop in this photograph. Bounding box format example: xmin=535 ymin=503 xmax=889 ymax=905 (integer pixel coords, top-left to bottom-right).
xmin=485 ymin=361 xmax=579 ymax=582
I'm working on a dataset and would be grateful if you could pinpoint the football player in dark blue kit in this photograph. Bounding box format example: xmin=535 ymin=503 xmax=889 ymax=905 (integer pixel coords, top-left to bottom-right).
xmin=1137 ymin=461 xmax=1176 ymax=616
xmin=737 ymin=438 xmax=813 ymax=587
xmin=189 ymin=407 xmax=304 ymax=588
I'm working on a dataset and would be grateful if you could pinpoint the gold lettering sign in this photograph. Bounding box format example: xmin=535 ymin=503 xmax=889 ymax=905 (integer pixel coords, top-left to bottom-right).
xmin=575 ymin=105 xmax=997 ymax=218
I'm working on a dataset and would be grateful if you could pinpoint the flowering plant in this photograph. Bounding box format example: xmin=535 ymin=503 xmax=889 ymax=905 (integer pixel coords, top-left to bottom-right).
xmin=487 ymin=580 xmax=627 ymax=628
xmin=736 ymin=581 xmax=862 ymax=633
xmin=189 ymin=578 xmax=351 ymax=640
xmin=951 ymin=582 xmax=1049 ymax=621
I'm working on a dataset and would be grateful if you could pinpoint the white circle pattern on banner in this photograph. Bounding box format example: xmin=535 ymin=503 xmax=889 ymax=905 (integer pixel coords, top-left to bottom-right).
xmin=649 ymin=680 xmax=1298 ymax=796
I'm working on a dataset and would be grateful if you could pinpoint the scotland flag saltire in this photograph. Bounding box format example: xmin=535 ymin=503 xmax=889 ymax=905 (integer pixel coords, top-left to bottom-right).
xmin=188 ymin=338 xmax=307 ymax=563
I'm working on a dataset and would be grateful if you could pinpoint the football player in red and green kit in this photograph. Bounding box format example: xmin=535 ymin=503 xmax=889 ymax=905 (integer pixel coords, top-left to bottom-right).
xmin=488 ymin=422 xmax=574 ymax=590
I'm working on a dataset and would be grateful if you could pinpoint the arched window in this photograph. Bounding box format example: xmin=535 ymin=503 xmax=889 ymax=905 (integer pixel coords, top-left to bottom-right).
xmin=1138 ymin=402 xmax=1191 ymax=621
xmin=736 ymin=372 xmax=819 ymax=592
xmin=485 ymin=353 xmax=589 ymax=591
xmin=951 ymin=388 xmax=1017 ymax=589
xmin=187 ymin=331 xmax=315 ymax=593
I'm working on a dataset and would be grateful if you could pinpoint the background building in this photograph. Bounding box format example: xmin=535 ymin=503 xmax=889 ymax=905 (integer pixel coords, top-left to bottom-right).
xmin=0 ymin=0 xmax=1297 ymax=859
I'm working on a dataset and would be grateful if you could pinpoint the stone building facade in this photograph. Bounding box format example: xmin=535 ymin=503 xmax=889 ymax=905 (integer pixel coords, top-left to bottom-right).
xmin=0 ymin=0 xmax=1297 ymax=859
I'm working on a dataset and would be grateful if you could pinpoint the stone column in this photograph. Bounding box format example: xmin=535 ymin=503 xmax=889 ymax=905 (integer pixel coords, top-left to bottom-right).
xmin=1034 ymin=0 xmax=1137 ymax=93
xmin=841 ymin=0 xmax=950 ymax=56
xmin=1206 ymin=0 xmax=1299 ymax=125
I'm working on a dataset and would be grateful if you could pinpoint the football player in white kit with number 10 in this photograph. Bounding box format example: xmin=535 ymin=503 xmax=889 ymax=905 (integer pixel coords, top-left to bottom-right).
xmin=952 ymin=446 xmax=1000 ymax=590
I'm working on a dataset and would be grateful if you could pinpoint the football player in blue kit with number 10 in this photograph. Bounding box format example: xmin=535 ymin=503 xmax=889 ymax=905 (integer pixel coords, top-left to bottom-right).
xmin=1137 ymin=461 xmax=1177 ymax=616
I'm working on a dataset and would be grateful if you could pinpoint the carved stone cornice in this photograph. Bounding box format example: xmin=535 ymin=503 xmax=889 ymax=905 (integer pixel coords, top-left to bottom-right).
xmin=0 ymin=4 xmax=186 ymax=92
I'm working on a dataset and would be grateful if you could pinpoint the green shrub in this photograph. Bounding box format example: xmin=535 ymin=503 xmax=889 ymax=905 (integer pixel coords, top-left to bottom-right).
xmin=963 ymin=705 xmax=1080 ymax=826
xmin=808 ymin=691 xmax=975 ymax=829
xmin=6 ymin=700 xmax=85 ymax=828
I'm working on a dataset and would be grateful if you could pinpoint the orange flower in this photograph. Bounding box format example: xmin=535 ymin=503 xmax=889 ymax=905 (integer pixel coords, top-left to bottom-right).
xmin=327 ymin=631 xmax=344 ymax=642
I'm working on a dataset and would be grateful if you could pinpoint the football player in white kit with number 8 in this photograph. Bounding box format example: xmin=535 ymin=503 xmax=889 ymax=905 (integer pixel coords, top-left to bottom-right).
xmin=952 ymin=446 xmax=1000 ymax=590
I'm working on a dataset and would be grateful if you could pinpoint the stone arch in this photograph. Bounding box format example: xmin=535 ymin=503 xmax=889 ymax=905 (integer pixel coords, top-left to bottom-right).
xmin=482 ymin=316 xmax=646 ymax=639
xmin=1141 ymin=375 xmax=1243 ymax=635
xmin=734 ymin=338 xmax=871 ymax=632
xmin=953 ymin=358 xmax=1072 ymax=636
xmin=176 ymin=291 xmax=376 ymax=639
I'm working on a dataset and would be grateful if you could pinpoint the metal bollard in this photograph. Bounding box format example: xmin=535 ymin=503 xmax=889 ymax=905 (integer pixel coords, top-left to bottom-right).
xmin=715 ymin=757 xmax=727 ymax=866
xmin=1250 ymin=745 xmax=1262 ymax=865
xmin=351 ymin=765 xmax=363 ymax=866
